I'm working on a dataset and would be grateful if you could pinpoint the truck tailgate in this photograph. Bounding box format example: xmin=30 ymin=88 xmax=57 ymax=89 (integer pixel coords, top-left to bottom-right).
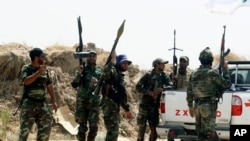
xmin=161 ymin=90 xmax=232 ymax=124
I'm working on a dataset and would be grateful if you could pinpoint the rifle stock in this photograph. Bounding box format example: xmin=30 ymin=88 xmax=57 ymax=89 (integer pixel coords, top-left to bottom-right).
xmin=92 ymin=20 xmax=126 ymax=96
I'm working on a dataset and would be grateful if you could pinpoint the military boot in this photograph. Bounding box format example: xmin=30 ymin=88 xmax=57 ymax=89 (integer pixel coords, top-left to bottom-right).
xmin=87 ymin=135 xmax=96 ymax=141
xmin=149 ymin=127 xmax=157 ymax=141
xmin=77 ymin=133 xmax=86 ymax=141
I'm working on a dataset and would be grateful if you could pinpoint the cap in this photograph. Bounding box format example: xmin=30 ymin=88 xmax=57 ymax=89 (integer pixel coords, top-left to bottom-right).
xmin=29 ymin=48 xmax=47 ymax=58
xmin=152 ymin=58 xmax=169 ymax=67
xmin=87 ymin=49 xmax=96 ymax=55
xmin=116 ymin=54 xmax=132 ymax=66
xmin=180 ymin=56 xmax=189 ymax=62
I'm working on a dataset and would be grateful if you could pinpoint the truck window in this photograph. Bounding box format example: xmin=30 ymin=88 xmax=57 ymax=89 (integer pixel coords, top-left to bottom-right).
xmin=245 ymin=70 xmax=250 ymax=84
xmin=230 ymin=73 xmax=244 ymax=84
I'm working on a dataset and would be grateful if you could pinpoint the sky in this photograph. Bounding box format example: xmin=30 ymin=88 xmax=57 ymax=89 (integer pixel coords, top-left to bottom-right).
xmin=1 ymin=0 xmax=250 ymax=70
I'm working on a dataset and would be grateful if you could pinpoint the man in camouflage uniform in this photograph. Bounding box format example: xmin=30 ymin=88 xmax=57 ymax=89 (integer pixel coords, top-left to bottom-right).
xmin=136 ymin=58 xmax=174 ymax=141
xmin=171 ymin=56 xmax=192 ymax=90
xmin=186 ymin=47 xmax=231 ymax=141
xmin=18 ymin=48 xmax=58 ymax=141
xmin=100 ymin=53 xmax=133 ymax=141
xmin=71 ymin=50 xmax=103 ymax=141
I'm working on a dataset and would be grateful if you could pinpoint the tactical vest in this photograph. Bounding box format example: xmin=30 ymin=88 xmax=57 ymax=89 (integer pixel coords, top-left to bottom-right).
xmin=176 ymin=71 xmax=191 ymax=90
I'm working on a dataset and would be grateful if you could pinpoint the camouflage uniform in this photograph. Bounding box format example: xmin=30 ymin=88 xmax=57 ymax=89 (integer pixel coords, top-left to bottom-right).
xmin=100 ymin=61 xmax=130 ymax=141
xmin=18 ymin=64 xmax=53 ymax=141
xmin=136 ymin=68 xmax=173 ymax=141
xmin=72 ymin=64 xmax=102 ymax=141
xmin=186 ymin=47 xmax=231 ymax=141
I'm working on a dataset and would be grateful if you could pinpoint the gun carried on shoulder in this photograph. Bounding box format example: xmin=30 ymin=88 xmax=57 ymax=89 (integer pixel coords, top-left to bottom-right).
xmin=92 ymin=20 xmax=126 ymax=95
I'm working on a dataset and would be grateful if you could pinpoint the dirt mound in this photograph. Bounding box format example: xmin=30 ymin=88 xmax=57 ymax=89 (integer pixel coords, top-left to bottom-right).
xmin=0 ymin=42 xmax=145 ymax=140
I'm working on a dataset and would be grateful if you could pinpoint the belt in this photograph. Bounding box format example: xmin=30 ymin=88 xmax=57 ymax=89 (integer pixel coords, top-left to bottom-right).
xmin=195 ymin=97 xmax=217 ymax=105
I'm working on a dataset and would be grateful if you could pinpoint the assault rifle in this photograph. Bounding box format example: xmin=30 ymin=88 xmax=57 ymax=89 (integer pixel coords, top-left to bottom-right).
xmin=219 ymin=25 xmax=230 ymax=74
xmin=92 ymin=20 xmax=126 ymax=95
xmin=217 ymin=25 xmax=230 ymax=103
xmin=168 ymin=29 xmax=182 ymax=86
xmin=13 ymin=90 xmax=23 ymax=116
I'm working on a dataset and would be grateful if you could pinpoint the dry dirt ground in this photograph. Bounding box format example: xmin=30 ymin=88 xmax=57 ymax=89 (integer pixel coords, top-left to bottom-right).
xmin=0 ymin=42 xmax=244 ymax=141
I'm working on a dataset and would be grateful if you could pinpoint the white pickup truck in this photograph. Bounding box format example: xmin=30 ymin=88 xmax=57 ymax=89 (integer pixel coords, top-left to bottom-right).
xmin=156 ymin=61 xmax=250 ymax=141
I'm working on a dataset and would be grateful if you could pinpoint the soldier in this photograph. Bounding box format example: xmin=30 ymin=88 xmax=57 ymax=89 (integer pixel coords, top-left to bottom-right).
xmin=136 ymin=58 xmax=174 ymax=141
xmin=171 ymin=56 xmax=192 ymax=90
xmin=18 ymin=48 xmax=58 ymax=141
xmin=186 ymin=47 xmax=231 ymax=141
xmin=71 ymin=50 xmax=103 ymax=141
xmin=100 ymin=52 xmax=133 ymax=141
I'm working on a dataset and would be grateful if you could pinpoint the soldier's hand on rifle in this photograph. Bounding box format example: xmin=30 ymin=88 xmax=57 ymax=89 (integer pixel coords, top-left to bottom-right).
xmin=91 ymin=77 xmax=98 ymax=86
xmin=169 ymin=73 xmax=177 ymax=84
xmin=149 ymin=91 xmax=158 ymax=99
xmin=223 ymin=61 xmax=228 ymax=71
xmin=189 ymin=107 xmax=195 ymax=117
xmin=77 ymin=64 xmax=83 ymax=74
xmin=148 ymin=91 xmax=155 ymax=98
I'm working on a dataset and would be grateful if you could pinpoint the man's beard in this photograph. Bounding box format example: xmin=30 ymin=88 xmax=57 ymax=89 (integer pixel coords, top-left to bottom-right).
xmin=117 ymin=65 xmax=126 ymax=72
xmin=178 ymin=67 xmax=186 ymax=75
xmin=158 ymin=67 xmax=164 ymax=72
xmin=38 ymin=59 xmax=43 ymax=65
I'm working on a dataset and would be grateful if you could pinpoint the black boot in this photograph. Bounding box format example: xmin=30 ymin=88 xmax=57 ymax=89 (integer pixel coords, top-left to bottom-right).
xmin=149 ymin=127 xmax=157 ymax=141
xmin=77 ymin=133 xmax=86 ymax=141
